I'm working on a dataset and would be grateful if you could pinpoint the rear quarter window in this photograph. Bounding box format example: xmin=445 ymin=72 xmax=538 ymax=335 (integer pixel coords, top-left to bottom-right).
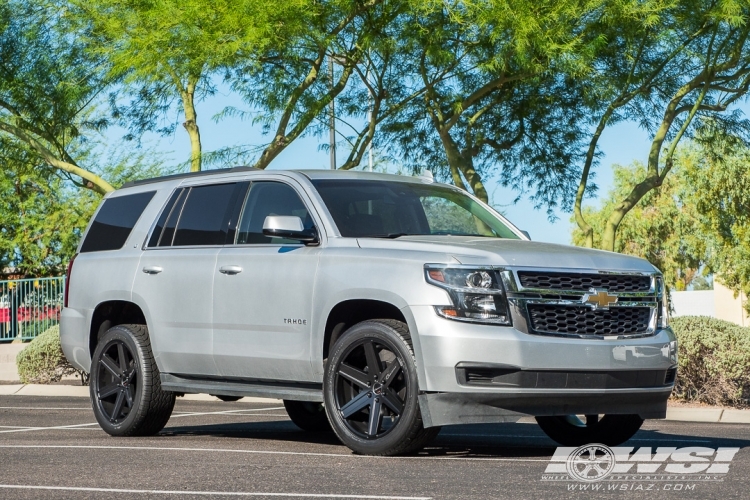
xmin=80 ymin=191 xmax=156 ymax=252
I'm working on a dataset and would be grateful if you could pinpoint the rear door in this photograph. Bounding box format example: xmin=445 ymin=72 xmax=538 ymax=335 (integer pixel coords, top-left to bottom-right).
xmin=134 ymin=182 xmax=242 ymax=376
xmin=212 ymin=180 xmax=321 ymax=382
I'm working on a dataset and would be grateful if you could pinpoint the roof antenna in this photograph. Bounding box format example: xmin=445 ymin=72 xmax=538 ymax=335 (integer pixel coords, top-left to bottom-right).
xmin=419 ymin=170 xmax=434 ymax=183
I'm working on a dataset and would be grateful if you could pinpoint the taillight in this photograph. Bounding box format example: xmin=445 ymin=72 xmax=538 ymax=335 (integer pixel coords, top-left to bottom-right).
xmin=64 ymin=254 xmax=77 ymax=308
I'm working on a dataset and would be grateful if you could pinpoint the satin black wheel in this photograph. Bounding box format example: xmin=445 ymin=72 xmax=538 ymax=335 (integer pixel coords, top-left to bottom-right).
xmin=536 ymin=414 xmax=644 ymax=446
xmin=324 ymin=319 xmax=439 ymax=455
xmin=94 ymin=339 xmax=137 ymax=424
xmin=90 ymin=324 xmax=175 ymax=436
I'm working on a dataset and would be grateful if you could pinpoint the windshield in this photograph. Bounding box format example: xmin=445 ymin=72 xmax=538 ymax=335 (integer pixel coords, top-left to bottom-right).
xmin=311 ymin=179 xmax=520 ymax=239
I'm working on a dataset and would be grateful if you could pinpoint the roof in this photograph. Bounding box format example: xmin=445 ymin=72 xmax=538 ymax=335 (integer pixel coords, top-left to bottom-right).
xmin=119 ymin=167 xmax=441 ymax=189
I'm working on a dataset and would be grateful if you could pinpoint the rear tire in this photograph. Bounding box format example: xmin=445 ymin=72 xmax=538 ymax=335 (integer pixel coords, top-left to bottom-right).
xmin=213 ymin=395 xmax=243 ymax=402
xmin=324 ymin=319 xmax=439 ymax=455
xmin=284 ymin=400 xmax=332 ymax=432
xmin=535 ymin=414 xmax=644 ymax=446
xmin=90 ymin=324 xmax=175 ymax=436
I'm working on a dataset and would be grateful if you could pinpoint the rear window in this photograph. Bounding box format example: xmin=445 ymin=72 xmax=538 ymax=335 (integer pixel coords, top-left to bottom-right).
xmin=172 ymin=183 xmax=238 ymax=246
xmin=80 ymin=191 xmax=156 ymax=252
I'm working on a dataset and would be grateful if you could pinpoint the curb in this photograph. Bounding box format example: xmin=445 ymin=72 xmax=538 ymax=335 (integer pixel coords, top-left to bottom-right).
xmin=1 ymin=385 xmax=748 ymax=423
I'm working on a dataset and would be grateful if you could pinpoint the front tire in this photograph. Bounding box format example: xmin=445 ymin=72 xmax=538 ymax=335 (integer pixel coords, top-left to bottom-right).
xmin=90 ymin=324 xmax=175 ymax=436
xmin=324 ymin=319 xmax=439 ymax=455
xmin=535 ymin=414 xmax=644 ymax=446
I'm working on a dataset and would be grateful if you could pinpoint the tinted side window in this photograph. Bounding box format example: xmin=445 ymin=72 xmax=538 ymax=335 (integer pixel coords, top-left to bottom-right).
xmin=80 ymin=191 xmax=156 ymax=253
xmin=147 ymin=189 xmax=183 ymax=247
xmin=158 ymin=188 xmax=187 ymax=247
xmin=173 ymin=183 xmax=237 ymax=246
xmin=237 ymin=182 xmax=313 ymax=244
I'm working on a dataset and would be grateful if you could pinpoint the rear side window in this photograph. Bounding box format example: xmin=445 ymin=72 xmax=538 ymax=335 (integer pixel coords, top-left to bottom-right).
xmin=172 ymin=183 xmax=238 ymax=246
xmin=80 ymin=191 xmax=156 ymax=252
xmin=148 ymin=188 xmax=184 ymax=247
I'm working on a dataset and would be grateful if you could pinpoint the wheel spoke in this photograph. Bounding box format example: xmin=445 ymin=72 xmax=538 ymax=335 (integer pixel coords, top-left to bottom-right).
xmin=367 ymin=398 xmax=383 ymax=436
xmin=380 ymin=359 xmax=401 ymax=386
xmin=124 ymin=386 xmax=134 ymax=408
xmin=381 ymin=387 xmax=403 ymax=415
xmin=117 ymin=343 xmax=127 ymax=372
xmin=338 ymin=363 xmax=370 ymax=389
xmin=110 ymin=390 xmax=125 ymax=422
xmin=362 ymin=341 xmax=381 ymax=379
xmin=97 ymin=384 xmax=120 ymax=399
xmin=340 ymin=390 xmax=372 ymax=418
xmin=100 ymin=354 xmax=122 ymax=378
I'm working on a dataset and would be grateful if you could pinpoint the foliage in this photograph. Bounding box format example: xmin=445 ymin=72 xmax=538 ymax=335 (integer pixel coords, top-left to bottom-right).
xmin=0 ymin=0 xmax=114 ymax=193
xmin=571 ymin=159 xmax=705 ymax=290
xmin=73 ymin=0 xmax=310 ymax=172
xmin=671 ymin=316 xmax=750 ymax=407
xmin=681 ymin=134 xmax=750 ymax=309
xmin=16 ymin=325 xmax=79 ymax=384
xmin=574 ymin=0 xmax=750 ymax=251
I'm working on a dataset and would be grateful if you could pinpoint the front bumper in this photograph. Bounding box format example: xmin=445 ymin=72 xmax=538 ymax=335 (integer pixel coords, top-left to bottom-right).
xmin=410 ymin=305 xmax=676 ymax=426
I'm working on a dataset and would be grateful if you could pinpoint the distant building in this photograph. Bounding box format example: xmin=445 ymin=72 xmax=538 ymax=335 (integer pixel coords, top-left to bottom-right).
xmin=671 ymin=281 xmax=749 ymax=327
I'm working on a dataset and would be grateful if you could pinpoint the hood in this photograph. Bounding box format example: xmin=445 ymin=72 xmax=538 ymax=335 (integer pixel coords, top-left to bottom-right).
xmin=356 ymin=236 xmax=657 ymax=272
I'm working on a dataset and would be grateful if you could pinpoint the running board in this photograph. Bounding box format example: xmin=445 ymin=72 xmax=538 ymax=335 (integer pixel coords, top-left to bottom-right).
xmin=160 ymin=373 xmax=324 ymax=402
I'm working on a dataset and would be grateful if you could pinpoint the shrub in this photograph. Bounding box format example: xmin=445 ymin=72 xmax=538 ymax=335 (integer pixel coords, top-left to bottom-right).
xmin=15 ymin=325 xmax=78 ymax=384
xmin=671 ymin=316 xmax=750 ymax=407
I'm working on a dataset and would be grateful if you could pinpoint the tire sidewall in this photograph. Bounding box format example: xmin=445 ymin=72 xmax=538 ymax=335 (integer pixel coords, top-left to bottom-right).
xmin=90 ymin=326 xmax=150 ymax=436
xmin=324 ymin=321 xmax=420 ymax=455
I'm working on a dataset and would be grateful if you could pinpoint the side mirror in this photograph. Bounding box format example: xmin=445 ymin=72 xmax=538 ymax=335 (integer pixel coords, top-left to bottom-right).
xmin=262 ymin=215 xmax=319 ymax=245
xmin=520 ymin=230 xmax=531 ymax=240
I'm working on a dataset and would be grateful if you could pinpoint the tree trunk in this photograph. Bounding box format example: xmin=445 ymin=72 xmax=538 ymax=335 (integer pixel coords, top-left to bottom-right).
xmin=181 ymin=82 xmax=202 ymax=173
xmin=437 ymin=128 xmax=489 ymax=203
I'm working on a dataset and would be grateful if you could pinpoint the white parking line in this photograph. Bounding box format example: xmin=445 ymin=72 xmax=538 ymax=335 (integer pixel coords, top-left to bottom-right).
xmin=0 ymin=444 xmax=551 ymax=462
xmin=170 ymin=408 xmax=285 ymax=418
xmin=0 ymin=407 xmax=91 ymax=410
xmin=0 ymin=485 xmax=431 ymax=499
xmin=0 ymin=423 xmax=101 ymax=434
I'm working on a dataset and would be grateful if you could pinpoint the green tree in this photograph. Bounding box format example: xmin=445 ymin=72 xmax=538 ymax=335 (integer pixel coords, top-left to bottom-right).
xmin=572 ymin=160 xmax=705 ymax=290
xmin=682 ymin=134 xmax=750 ymax=310
xmin=0 ymin=0 xmax=115 ymax=194
xmin=74 ymin=0 xmax=309 ymax=172
xmin=574 ymin=0 xmax=750 ymax=251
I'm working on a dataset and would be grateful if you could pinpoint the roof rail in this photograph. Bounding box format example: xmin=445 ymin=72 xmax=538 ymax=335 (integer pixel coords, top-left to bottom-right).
xmin=119 ymin=166 xmax=260 ymax=189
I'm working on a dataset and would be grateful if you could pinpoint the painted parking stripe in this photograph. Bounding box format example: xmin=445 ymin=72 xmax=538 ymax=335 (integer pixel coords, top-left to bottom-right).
xmin=0 ymin=445 xmax=551 ymax=462
xmin=0 ymin=485 xmax=431 ymax=499
xmin=0 ymin=422 xmax=101 ymax=433
xmin=170 ymin=407 xmax=285 ymax=418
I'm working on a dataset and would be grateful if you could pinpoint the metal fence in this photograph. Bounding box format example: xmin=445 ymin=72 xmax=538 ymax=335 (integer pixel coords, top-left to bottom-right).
xmin=0 ymin=277 xmax=65 ymax=342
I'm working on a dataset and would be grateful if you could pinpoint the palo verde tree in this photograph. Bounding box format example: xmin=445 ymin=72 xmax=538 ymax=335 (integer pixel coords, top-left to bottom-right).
xmin=0 ymin=0 xmax=114 ymax=194
xmin=73 ymin=0 xmax=309 ymax=172
xmin=223 ymin=0 xmax=404 ymax=170
xmin=574 ymin=0 xmax=750 ymax=251
xmin=355 ymin=0 xmax=610 ymax=205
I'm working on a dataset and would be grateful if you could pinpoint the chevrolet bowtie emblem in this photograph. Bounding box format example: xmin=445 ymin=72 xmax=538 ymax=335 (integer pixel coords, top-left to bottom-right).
xmin=583 ymin=288 xmax=618 ymax=309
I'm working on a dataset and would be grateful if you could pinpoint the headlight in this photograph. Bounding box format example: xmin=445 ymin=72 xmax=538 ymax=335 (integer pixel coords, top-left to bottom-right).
xmin=425 ymin=265 xmax=511 ymax=325
xmin=656 ymin=276 xmax=669 ymax=328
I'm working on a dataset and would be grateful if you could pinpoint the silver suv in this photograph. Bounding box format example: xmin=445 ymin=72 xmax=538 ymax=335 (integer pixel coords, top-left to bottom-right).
xmin=60 ymin=167 xmax=676 ymax=455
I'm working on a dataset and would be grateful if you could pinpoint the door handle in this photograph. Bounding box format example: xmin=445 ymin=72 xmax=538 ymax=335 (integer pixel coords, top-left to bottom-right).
xmin=219 ymin=265 xmax=243 ymax=275
xmin=142 ymin=266 xmax=163 ymax=275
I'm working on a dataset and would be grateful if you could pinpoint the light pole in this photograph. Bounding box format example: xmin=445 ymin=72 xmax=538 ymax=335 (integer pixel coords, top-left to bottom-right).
xmin=329 ymin=56 xmax=336 ymax=170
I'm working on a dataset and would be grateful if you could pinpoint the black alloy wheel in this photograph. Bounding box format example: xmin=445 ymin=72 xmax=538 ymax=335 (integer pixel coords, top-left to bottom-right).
xmin=90 ymin=324 xmax=175 ymax=436
xmin=95 ymin=339 xmax=137 ymax=424
xmin=333 ymin=337 xmax=406 ymax=439
xmin=324 ymin=319 xmax=439 ymax=456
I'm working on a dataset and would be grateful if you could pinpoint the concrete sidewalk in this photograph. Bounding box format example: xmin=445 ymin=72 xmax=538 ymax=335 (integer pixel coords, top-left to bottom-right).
xmin=1 ymin=383 xmax=748 ymax=424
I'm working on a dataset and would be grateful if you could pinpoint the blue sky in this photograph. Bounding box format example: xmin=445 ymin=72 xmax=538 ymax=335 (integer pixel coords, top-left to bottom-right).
xmin=125 ymin=88 xmax=662 ymax=247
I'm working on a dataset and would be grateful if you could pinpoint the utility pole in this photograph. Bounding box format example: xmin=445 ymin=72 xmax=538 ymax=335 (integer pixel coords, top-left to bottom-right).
xmin=329 ymin=56 xmax=336 ymax=170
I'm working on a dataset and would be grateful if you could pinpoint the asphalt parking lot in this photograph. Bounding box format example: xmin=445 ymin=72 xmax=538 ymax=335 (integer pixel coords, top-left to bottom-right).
xmin=0 ymin=395 xmax=749 ymax=499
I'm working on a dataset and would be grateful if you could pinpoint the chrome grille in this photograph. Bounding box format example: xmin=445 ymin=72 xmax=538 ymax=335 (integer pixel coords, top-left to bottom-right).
xmin=527 ymin=304 xmax=651 ymax=336
xmin=517 ymin=271 xmax=651 ymax=293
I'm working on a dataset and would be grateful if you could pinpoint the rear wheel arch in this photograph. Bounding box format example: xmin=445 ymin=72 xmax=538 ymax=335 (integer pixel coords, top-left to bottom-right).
xmin=89 ymin=300 xmax=147 ymax=358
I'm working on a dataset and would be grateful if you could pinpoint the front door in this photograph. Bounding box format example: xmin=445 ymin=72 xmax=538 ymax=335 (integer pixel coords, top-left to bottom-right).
xmin=212 ymin=180 xmax=321 ymax=382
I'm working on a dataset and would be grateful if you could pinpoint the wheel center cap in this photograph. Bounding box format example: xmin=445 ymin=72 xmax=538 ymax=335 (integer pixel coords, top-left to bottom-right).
xmin=372 ymin=383 xmax=383 ymax=395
